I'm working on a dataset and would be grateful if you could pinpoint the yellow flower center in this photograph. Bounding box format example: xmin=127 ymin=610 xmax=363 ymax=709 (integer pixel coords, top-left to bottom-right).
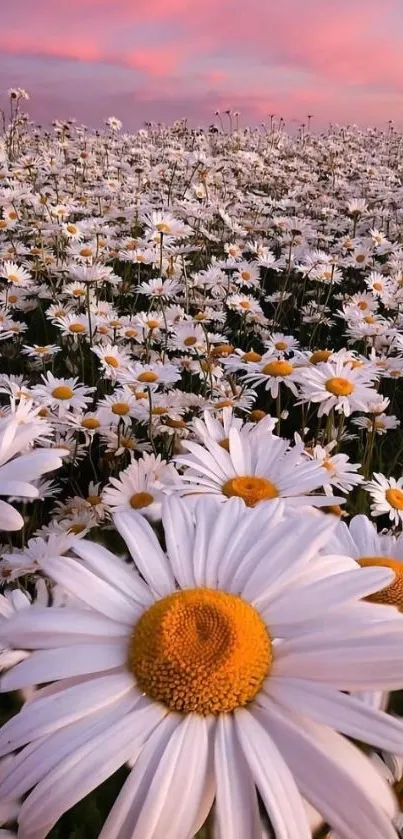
xmin=356 ymin=254 xmax=366 ymax=263
xmin=215 ymin=399 xmax=233 ymax=408
xmin=364 ymin=315 xmax=376 ymax=324
xmin=156 ymin=222 xmax=170 ymax=234
xmin=80 ymin=247 xmax=93 ymax=257
xmin=357 ymin=300 xmax=368 ymax=310
xmin=262 ymin=360 xmax=293 ymax=377
xmin=81 ymin=417 xmax=100 ymax=429
xmin=184 ymin=336 xmax=198 ymax=346
xmin=373 ymin=282 xmax=383 ymax=291
xmin=121 ymin=437 xmax=136 ymax=449
xmin=51 ymin=386 xmax=74 ymax=400
xmin=129 ymin=588 xmax=272 ymax=715
xmin=7 ymin=274 xmax=19 ymax=283
xmin=165 ymin=417 xmax=186 ymax=429
xmin=104 ymin=355 xmax=119 ymax=368
xmin=129 ymin=492 xmax=154 ymax=509
xmin=146 ymin=319 xmax=160 ymax=330
xmin=222 ymin=475 xmax=279 ymax=507
xmin=242 ymin=351 xmax=262 ymax=363
xmin=358 ymin=556 xmax=403 ymax=610
xmin=274 ymin=341 xmax=288 ymax=351
xmin=69 ymin=323 xmax=86 ymax=334
xmin=321 ymin=504 xmax=343 ymax=517
xmin=111 ymin=402 xmax=130 ymax=416
xmin=69 ymin=523 xmax=87 ymax=534
xmin=137 ymin=371 xmax=158 ymax=383
xmin=66 ymin=224 xmax=78 ymax=234
xmin=219 ymin=438 xmax=230 ymax=451
xmin=239 ymin=301 xmax=251 ymax=309
xmin=310 ymin=349 xmax=332 ymax=364
xmin=250 ymin=409 xmax=266 ymax=423
xmin=386 ymin=488 xmax=403 ymax=510
xmin=325 ymin=377 xmax=354 ymax=396
xmin=241 ymin=271 xmax=251 ymax=280
xmin=87 ymin=495 xmax=101 ymax=506
xmin=8 ymin=294 xmax=18 ymax=303
xmin=211 ymin=344 xmax=235 ymax=357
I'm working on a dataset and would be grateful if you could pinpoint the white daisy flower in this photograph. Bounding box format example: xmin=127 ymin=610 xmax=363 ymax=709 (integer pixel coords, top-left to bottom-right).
xmin=119 ymin=362 xmax=181 ymax=391
xmin=0 ymin=262 xmax=32 ymax=288
xmin=295 ymin=359 xmax=378 ymax=417
xmin=32 ymin=373 xmax=94 ymax=418
xmin=174 ymin=426 xmax=342 ymax=509
xmin=91 ymin=344 xmax=132 ymax=379
xmin=305 ymin=442 xmax=364 ymax=494
xmin=241 ymin=356 xmax=300 ymax=399
xmin=102 ymin=454 xmax=179 ymax=520
xmin=366 ymin=474 xmax=403 ymax=526
xmin=1 ymin=499 xmax=403 ymax=838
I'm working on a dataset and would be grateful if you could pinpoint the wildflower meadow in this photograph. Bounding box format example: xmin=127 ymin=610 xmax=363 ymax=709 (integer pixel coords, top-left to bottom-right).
xmin=2 ymin=90 xmax=403 ymax=838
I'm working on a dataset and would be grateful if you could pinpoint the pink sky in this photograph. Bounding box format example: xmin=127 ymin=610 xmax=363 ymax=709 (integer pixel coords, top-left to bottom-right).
xmin=2 ymin=0 xmax=403 ymax=130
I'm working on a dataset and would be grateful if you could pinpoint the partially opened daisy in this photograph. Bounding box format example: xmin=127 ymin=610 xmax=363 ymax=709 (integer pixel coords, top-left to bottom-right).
xmin=174 ymin=425 xmax=342 ymax=509
xmin=304 ymin=442 xmax=364 ymax=494
xmin=1 ymin=499 xmax=403 ymax=838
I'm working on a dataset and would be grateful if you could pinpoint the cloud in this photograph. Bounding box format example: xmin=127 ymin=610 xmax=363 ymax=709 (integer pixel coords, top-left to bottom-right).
xmin=1 ymin=0 xmax=403 ymax=127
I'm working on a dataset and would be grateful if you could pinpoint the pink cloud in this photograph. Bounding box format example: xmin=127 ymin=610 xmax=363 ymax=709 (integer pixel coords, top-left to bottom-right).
xmin=2 ymin=0 xmax=403 ymax=127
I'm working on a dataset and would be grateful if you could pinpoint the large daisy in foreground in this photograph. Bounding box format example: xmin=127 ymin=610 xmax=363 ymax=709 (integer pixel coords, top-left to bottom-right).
xmin=1 ymin=499 xmax=403 ymax=838
xmin=174 ymin=426 xmax=342 ymax=508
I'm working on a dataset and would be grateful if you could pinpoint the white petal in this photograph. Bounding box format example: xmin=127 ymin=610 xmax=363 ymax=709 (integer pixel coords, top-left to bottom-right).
xmin=217 ymin=500 xmax=285 ymax=591
xmin=161 ymin=496 xmax=196 ymax=588
xmin=132 ymin=714 xmax=212 ymax=839
xmin=273 ymin=622 xmax=403 ymax=689
xmin=241 ymin=516 xmax=335 ymax=605
xmin=257 ymin=696 xmax=397 ymax=839
xmin=19 ymin=700 xmax=166 ymax=835
xmin=71 ymin=539 xmax=153 ymax=607
xmin=0 ymin=672 xmax=135 ymax=756
xmin=0 ymin=480 xmax=39 ymax=498
xmin=99 ymin=714 xmax=183 ymax=839
xmin=235 ymin=708 xmax=311 ymax=839
xmin=114 ymin=510 xmax=175 ymax=597
xmin=1 ymin=643 xmax=127 ymax=691
xmin=263 ymin=566 xmax=394 ymax=628
xmin=0 ymin=608 xmax=129 ymax=648
xmin=0 ymin=499 xmax=23 ymax=531
xmin=39 ymin=555 xmax=139 ymax=624
xmin=214 ymin=714 xmax=262 ymax=839
xmin=192 ymin=498 xmax=227 ymax=587
xmin=0 ymin=451 xmax=63 ymax=482
xmin=265 ymin=677 xmax=403 ymax=754
xmin=0 ymin=691 xmax=139 ymax=799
